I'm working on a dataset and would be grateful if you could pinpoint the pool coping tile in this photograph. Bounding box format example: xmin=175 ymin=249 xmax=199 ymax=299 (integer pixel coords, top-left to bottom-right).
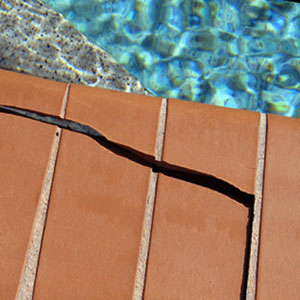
xmin=256 ymin=114 xmax=300 ymax=300
xmin=2 ymin=68 xmax=300 ymax=300
xmin=32 ymin=131 xmax=151 ymax=299
xmin=65 ymin=83 xmax=162 ymax=157
xmin=162 ymin=98 xmax=261 ymax=195
xmin=144 ymin=173 xmax=251 ymax=300
xmin=32 ymin=88 xmax=164 ymax=299
xmin=0 ymin=69 xmax=67 ymax=299
xmin=0 ymin=69 xmax=67 ymax=116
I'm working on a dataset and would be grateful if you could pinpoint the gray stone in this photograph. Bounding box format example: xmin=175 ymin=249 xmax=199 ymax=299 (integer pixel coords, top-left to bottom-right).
xmin=0 ymin=0 xmax=148 ymax=95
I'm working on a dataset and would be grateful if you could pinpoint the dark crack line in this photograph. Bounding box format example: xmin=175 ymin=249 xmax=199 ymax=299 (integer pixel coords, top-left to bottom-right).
xmin=1 ymin=103 xmax=254 ymax=299
xmin=0 ymin=105 xmax=104 ymax=138
xmin=0 ymin=104 xmax=254 ymax=206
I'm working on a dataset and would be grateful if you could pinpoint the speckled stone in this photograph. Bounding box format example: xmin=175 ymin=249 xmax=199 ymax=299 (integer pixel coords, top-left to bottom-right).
xmin=0 ymin=0 xmax=148 ymax=95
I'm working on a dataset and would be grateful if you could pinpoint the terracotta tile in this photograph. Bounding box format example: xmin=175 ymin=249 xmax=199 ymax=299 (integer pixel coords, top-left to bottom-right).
xmin=33 ymin=129 xmax=154 ymax=298
xmin=0 ymin=69 xmax=67 ymax=115
xmin=0 ymin=69 xmax=66 ymax=299
xmin=256 ymin=114 xmax=300 ymax=300
xmin=144 ymin=174 xmax=250 ymax=300
xmin=66 ymin=84 xmax=162 ymax=156
xmin=0 ymin=116 xmax=59 ymax=299
xmin=163 ymin=99 xmax=260 ymax=194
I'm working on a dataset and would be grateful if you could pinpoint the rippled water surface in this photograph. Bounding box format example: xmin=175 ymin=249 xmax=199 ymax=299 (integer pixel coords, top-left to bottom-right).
xmin=41 ymin=0 xmax=300 ymax=117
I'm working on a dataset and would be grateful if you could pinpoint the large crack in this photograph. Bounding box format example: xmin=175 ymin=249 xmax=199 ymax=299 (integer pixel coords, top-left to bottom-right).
xmin=1 ymin=104 xmax=254 ymax=299
xmin=0 ymin=104 xmax=254 ymax=206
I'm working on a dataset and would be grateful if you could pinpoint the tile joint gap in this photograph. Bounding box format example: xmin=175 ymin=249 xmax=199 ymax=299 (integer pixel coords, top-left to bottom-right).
xmin=246 ymin=112 xmax=267 ymax=300
xmin=60 ymin=84 xmax=70 ymax=119
xmin=132 ymin=98 xmax=168 ymax=300
xmin=16 ymin=84 xmax=70 ymax=300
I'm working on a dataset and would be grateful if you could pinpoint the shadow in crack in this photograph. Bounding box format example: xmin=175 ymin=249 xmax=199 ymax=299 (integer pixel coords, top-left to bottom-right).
xmin=91 ymin=136 xmax=254 ymax=205
xmin=0 ymin=104 xmax=254 ymax=298
xmin=86 ymin=137 xmax=254 ymax=300
xmin=0 ymin=104 xmax=254 ymax=205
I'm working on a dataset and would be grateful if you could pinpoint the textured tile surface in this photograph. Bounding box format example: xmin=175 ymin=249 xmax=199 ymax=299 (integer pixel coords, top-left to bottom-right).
xmin=144 ymin=174 xmax=250 ymax=300
xmin=33 ymin=130 xmax=151 ymax=299
xmin=163 ymin=99 xmax=260 ymax=194
xmin=66 ymin=84 xmax=162 ymax=155
xmin=256 ymin=114 xmax=300 ymax=300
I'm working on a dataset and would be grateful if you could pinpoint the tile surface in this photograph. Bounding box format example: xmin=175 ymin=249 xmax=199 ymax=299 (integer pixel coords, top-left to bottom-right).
xmin=33 ymin=130 xmax=152 ymax=299
xmin=0 ymin=69 xmax=66 ymax=299
xmin=163 ymin=99 xmax=260 ymax=194
xmin=0 ymin=117 xmax=59 ymax=299
xmin=33 ymin=89 xmax=162 ymax=298
xmin=4 ymin=68 xmax=300 ymax=300
xmin=66 ymin=84 xmax=162 ymax=156
xmin=256 ymin=114 xmax=300 ymax=300
xmin=144 ymin=174 xmax=250 ymax=300
xmin=0 ymin=68 xmax=67 ymax=115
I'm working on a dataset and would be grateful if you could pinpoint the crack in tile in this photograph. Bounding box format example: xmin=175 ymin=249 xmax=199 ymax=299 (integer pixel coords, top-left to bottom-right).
xmin=0 ymin=99 xmax=257 ymax=299
xmin=15 ymin=84 xmax=70 ymax=300
xmin=0 ymin=103 xmax=254 ymax=203
xmin=0 ymin=103 xmax=103 ymax=139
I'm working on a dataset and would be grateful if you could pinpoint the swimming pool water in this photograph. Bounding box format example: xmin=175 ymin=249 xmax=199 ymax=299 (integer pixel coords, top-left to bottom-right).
xmin=41 ymin=0 xmax=300 ymax=117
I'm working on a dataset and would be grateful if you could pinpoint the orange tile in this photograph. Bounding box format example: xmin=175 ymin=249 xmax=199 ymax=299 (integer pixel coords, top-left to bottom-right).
xmin=0 ymin=69 xmax=67 ymax=115
xmin=66 ymin=84 xmax=162 ymax=156
xmin=0 ymin=70 xmax=66 ymax=299
xmin=144 ymin=174 xmax=250 ymax=300
xmin=163 ymin=99 xmax=260 ymax=194
xmin=0 ymin=116 xmax=59 ymax=300
xmin=33 ymin=88 xmax=162 ymax=298
xmin=33 ymin=130 xmax=152 ymax=299
xmin=256 ymin=114 xmax=300 ymax=300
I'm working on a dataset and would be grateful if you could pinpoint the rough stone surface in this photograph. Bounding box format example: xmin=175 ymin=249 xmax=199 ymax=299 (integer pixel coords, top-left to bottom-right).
xmin=0 ymin=0 xmax=148 ymax=95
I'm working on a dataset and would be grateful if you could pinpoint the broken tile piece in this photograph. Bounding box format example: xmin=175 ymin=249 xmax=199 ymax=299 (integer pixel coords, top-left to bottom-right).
xmin=0 ymin=68 xmax=67 ymax=115
xmin=66 ymin=83 xmax=162 ymax=156
xmin=163 ymin=99 xmax=260 ymax=194
xmin=256 ymin=114 xmax=300 ymax=300
xmin=144 ymin=174 xmax=250 ymax=300
xmin=33 ymin=130 xmax=152 ymax=299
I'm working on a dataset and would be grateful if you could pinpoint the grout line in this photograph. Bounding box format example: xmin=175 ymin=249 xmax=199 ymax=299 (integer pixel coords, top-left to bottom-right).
xmin=246 ymin=113 xmax=267 ymax=300
xmin=60 ymin=84 xmax=70 ymax=118
xmin=132 ymin=98 xmax=168 ymax=300
xmin=154 ymin=98 xmax=167 ymax=161
xmin=15 ymin=84 xmax=70 ymax=300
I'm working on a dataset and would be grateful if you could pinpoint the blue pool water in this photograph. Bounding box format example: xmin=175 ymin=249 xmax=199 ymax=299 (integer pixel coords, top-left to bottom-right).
xmin=41 ymin=0 xmax=300 ymax=117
